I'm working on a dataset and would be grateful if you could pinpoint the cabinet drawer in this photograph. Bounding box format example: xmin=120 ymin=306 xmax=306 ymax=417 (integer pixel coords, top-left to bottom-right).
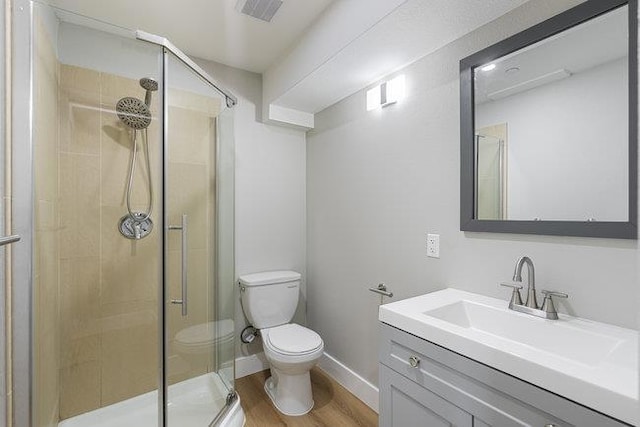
xmin=380 ymin=364 xmax=473 ymax=427
xmin=380 ymin=323 xmax=629 ymax=427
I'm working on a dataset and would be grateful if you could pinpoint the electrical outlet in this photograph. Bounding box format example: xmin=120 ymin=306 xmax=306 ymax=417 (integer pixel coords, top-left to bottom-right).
xmin=427 ymin=234 xmax=440 ymax=258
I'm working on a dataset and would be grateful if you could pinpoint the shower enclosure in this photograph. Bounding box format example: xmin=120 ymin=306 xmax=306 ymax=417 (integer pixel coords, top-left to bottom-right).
xmin=10 ymin=1 xmax=241 ymax=426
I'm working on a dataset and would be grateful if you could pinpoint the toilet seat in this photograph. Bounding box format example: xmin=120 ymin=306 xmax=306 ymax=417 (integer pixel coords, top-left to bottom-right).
xmin=264 ymin=324 xmax=323 ymax=356
xmin=175 ymin=319 xmax=234 ymax=353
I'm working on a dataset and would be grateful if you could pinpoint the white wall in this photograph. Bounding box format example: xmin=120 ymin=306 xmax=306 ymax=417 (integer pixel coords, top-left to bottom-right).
xmin=306 ymin=0 xmax=638 ymax=391
xmin=58 ymin=21 xmax=217 ymax=98
xmin=194 ymin=59 xmax=307 ymax=358
xmin=477 ymin=58 xmax=628 ymax=221
xmin=58 ymin=22 xmax=159 ymax=83
xmin=262 ymin=0 xmax=406 ymax=116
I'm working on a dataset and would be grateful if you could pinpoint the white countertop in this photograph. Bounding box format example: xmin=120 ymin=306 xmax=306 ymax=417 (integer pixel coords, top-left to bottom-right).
xmin=379 ymin=288 xmax=638 ymax=425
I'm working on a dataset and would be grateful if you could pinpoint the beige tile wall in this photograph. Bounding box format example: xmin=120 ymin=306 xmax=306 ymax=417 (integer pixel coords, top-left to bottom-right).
xmin=56 ymin=64 xmax=222 ymax=419
xmin=57 ymin=64 xmax=161 ymax=418
xmin=33 ymin=13 xmax=60 ymax=427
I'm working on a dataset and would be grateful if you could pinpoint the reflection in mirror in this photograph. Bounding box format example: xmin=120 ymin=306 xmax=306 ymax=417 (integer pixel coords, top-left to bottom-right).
xmin=474 ymin=5 xmax=628 ymax=222
xmin=476 ymin=124 xmax=507 ymax=220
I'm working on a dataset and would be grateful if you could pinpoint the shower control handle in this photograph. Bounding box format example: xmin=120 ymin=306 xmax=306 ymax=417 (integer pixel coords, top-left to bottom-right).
xmin=169 ymin=214 xmax=188 ymax=317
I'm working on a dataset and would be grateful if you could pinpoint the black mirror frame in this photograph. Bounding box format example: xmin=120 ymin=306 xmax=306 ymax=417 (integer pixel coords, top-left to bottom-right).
xmin=460 ymin=0 xmax=638 ymax=239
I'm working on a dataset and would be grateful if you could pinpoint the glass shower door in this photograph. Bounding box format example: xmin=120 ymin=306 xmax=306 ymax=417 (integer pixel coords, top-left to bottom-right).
xmin=164 ymin=51 xmax=235 ymax=426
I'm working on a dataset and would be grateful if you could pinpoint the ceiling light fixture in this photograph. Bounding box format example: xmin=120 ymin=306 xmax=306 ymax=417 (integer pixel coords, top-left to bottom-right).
xmin=481 ymin=63 xmax=496 ymax=72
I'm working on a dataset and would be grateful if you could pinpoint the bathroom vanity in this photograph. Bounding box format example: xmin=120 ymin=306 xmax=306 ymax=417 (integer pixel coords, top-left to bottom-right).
xmin=378 ymin=289 xmax=638 ymax=427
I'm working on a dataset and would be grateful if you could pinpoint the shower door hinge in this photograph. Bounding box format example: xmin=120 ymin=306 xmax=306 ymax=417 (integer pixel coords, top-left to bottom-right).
xmin=209 ymin=389 xmax=239 ymax=427
xmin=226 ymin=389 xmax=238 ymax=406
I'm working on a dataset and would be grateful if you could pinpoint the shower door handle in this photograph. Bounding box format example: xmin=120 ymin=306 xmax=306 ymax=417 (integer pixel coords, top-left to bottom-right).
xmin=169 ymin=214 xmax=188 ymax=316
xmin=0 ymin=235 xmax=20 ymax=246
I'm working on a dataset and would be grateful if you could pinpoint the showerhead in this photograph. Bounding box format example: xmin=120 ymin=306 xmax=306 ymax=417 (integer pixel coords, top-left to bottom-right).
xmin=140 ymin=77 xmax=158 ymax=107
xmin=116 ymin=97 xmax=152 ymax=129
xmin=140 ymin=77 xmax=158 ymax=92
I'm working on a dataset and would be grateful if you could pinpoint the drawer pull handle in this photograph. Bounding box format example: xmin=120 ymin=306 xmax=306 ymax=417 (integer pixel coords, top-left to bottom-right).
xmin=408 ymin=356 xmax=420 ymax=368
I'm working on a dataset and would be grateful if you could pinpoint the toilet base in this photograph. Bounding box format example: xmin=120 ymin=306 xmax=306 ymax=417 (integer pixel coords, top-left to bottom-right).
xmin=264 ymin=374 xmax=314 ymax=416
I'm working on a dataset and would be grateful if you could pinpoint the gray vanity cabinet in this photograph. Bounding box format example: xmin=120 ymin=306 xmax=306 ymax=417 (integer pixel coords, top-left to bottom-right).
xmin=380 ymin=365 xmax=473 ymax=426
xmin=379 ymin=323 xmax=630 ymax=427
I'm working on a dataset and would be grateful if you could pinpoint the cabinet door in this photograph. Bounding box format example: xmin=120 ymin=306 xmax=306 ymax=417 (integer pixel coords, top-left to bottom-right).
xmin=380 ymin=364 xmax=472 ymax=427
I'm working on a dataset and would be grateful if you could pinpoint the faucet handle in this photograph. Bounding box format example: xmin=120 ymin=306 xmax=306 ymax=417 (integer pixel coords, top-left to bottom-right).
xmin=500 ymin=282 xmax=523 ymax=289
xmin=541 ymin=290 xmax=568 ymax=299
xmin=500 ymin=282 xmax=523 ymax=307
xmin=540 ymin=290 xmax=568 ymax=319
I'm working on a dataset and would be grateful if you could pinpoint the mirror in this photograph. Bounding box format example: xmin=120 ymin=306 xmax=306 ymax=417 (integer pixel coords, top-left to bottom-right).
xmin=460 ymin=0 xmax=637 ymax=239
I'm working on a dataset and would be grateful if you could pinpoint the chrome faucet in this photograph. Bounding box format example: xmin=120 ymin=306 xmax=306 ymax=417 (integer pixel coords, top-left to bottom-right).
xmin=512 ymin=256 xmax=538 ymax=308
xmin=500 ymin=256 xmax=568 ymax=320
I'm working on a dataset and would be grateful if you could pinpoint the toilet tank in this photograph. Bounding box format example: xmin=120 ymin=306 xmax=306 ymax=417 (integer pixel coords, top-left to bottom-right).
xmin=239 ymin=271 xmax=301 ymax=329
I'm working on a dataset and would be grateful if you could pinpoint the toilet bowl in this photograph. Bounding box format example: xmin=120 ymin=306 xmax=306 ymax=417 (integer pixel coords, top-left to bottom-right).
xmin=239 ymin=271 xmax=325 ymax=416
xmin=261 ymin=323 xmax=324 ymax=415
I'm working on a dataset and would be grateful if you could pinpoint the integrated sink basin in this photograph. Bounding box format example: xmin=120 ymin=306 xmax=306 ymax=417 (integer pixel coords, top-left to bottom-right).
xmin=424 ymin=300 xmax=623 ymax=367
xmin=380 ymin=288 xmax=638 ymax=425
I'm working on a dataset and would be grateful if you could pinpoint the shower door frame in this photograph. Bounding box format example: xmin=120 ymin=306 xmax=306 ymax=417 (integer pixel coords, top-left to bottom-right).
xmin=10 ymin=1 xmax=238 ymax=425
xmin=149 ymin=38 xmax=239 ymax=426
xmin=12 ymin=1 xmax=37 ymax=425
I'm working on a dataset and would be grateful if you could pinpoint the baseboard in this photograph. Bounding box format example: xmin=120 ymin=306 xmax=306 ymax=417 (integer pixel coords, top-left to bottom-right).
xmin=235 ymin=352 xmax=269 ymax=379
xmin=317 ymin=352 xmax=379 ymax=413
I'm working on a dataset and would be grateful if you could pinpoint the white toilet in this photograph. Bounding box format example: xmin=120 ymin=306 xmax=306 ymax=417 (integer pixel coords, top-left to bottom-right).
xmin=239 ymin=270 xmax=324 ymax=416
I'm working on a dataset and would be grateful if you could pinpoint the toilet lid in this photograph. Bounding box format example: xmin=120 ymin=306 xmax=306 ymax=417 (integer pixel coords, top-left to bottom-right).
xmin=266 ymin=324 xmax=323 ymax=355
xmin=175 ymin=319 xmax=234 ymax=346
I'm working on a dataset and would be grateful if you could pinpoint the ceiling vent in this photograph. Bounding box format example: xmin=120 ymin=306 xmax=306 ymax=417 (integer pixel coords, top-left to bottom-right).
xmin=236 ymin=0 xmax=283 ymax=22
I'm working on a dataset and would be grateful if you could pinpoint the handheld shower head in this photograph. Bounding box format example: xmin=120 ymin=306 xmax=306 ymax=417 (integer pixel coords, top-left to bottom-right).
xmin=115 ymin=77 xmax=157 ymax=129
xmin=114 ymin=77 xmax=156 ymax=240
xmin=140 ymin=77 xmax=158 ymax=107
xmin=116 ymin=97 xmax=151 ymax=129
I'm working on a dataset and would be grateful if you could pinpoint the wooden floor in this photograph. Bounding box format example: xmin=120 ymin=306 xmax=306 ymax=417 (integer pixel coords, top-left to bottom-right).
xmin=236 ymin=368 xmax=378 ymax=427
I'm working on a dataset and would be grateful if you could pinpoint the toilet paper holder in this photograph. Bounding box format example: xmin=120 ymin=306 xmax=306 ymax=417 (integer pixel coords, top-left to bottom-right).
xmin=369 ymin=283 xmax=393 ymax=298
xmin=241 ymin=325 xmax=259 ymax=344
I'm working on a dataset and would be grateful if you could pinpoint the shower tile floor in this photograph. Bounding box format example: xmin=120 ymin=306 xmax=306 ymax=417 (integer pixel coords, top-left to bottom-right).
xmin=58 ymin=372 xmax=238 ymax=427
